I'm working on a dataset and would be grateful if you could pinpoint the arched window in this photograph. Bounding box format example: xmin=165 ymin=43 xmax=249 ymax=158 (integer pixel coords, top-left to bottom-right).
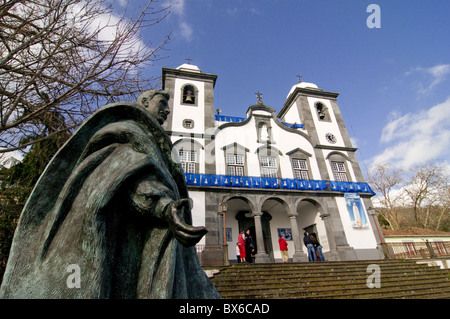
xmin=286 ymin=147 xmax=313 ymax=180
xmin=181 ymin=84 xmax=197 ymax=105
xmin=260 ymin=155 xmax=277 ymax=178
xmin=182 ymin=119 xmax=194 ymax=129
xmin=330 ymin=161 xmax=348 ymax=181
xmin=222 ymin=143 xmax=249 ymax=177
xmin=173 ymin=138 xmax=204 ymax=174
xmin=315 ymin=102 xmax=331 ymax=122
xmin=257 ymin=146 xmax=282 ymax=178
xmin=327 ymin=152 xmax=352 ymax=182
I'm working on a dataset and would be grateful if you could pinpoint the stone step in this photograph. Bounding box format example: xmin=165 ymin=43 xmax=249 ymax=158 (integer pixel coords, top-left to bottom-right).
xmin=217 ymin=272 xmax=450 ymax=294
xmin=223 ymin=259 xmax=415 ymax=269
xmin=212 ymin=266 xmax=447 ymax=281
xmin=214 ymin=260 xmax=432 ymax=272
xmin=212 ymin=265 xmax=445 ymax=283
xmin=213 ymin=272 xmax=449 ymax=291
xmin=210 ymin=260 xmax=450 ymax=299
xmin=296 ymin=282 xmax=450 ymax=299
xmin=219 ymin=280 xmax=450 ymax=299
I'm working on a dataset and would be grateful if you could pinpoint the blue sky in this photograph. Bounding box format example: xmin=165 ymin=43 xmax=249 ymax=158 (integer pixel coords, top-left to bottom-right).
xmin=85 ymin=1 xmax=450 ymax=178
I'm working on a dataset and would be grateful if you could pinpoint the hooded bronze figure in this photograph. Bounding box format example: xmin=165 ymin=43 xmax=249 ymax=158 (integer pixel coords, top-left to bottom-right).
xmin=0 ymin=90 xmax=221 ymax=299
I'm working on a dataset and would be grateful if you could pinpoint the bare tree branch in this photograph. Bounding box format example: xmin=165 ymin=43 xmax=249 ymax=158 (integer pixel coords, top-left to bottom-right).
xmin=0 ymin=0 xmax=171 ymax=153
xmin=367 ymin=162 xmax=405 ymax=230
xmin=368 ymin=161 xmax=450 ymax=231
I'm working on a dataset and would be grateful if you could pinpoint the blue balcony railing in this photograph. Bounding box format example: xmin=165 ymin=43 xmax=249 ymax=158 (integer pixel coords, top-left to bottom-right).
xmin=184 ymin=173 xmax=375 ymax=194
xmin=214 ymin=115 xmax=304 ymax=129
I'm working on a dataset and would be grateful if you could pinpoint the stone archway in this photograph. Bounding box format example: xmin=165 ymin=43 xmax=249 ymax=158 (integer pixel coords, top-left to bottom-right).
xmin=235 ymin=211 xmax=273 ymax=262
xmin=260 ymin=197 xmax=291 ymax=262
xmin=219 ymin=196 xmax=255 ymax=263
xmin=296 ymin=198 xmax=330 ymax=260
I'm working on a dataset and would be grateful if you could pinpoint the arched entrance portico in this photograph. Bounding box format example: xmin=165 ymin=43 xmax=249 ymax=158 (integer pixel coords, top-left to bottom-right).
xmin=219 ymin=195 xmax=274 ymax=263
xmin=235 ymin=211 xmax=273 ymax=262
xmin=296 ymin=199 xmax=330 ymax=260
xmin=218 ymin=194 xmax=337 ymax=263
xmin=218 ymin=196 xmax=254 ymax=262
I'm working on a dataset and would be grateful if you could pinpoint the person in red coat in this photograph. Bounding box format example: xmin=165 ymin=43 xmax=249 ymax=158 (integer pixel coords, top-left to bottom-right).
xmin=238 ymin=230 xmax=246 ymax=263
xmin=278 ymin=235 xmax=289 ymax=263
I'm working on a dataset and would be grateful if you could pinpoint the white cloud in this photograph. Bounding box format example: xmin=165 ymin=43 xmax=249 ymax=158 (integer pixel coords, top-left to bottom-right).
xmin=117 ymin=0 xmax=128 ymax=7
xmin=179 ymin=21 xmax=193 ymax=42
xmin=250 ymin=8 xmax=261 ymax=15
xmin=226 ymin=8 xmax=239 ymax=16
xmin=380 ymin=111 xmax=410 ymax=143
xmin=164 ymin=0 xmax=185 ymax=15
xmin=68 ymin=2 xmax=147 ymax=57
xmin=163 ymin=0 xmax=193 ymax=42
xmin=406 ymin=64 xmax=450 ymax=95
xmin=350 ymin=136 xmax=359 ymax=148
xmin=371 ymin=97 xmax=450 ymax=169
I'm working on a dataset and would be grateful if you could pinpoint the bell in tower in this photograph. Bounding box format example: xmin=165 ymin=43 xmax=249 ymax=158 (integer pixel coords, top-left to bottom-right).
xmin=183 ymin=85 xmax=195 ymax=104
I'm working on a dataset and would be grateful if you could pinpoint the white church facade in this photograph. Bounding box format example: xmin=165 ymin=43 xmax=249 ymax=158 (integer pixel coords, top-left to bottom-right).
xmin=161 ymin=63 xmax=384 ymax=263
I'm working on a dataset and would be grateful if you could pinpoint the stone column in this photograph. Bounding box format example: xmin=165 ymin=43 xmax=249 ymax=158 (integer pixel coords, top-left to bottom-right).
xmin=253 ymin=212 xmax=271 ymax=263
xmin=323 ymin=199 xmax=357 ymax=261
xmin=217 ymin=211 xmax=224 ymax=245
xmin=288 ymin=212 xmax=308 ymax=262
xmin=319 ymin=213 xmax=339 ymax=261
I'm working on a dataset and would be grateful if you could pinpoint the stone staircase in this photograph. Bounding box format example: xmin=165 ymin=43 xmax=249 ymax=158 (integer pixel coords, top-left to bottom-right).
xmin=209 ymin=260 xmax=450 ymax=299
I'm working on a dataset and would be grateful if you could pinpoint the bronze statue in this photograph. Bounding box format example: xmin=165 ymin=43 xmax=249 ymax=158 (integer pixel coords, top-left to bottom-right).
xmin=0 ymin=90 xmax=221 ymax=299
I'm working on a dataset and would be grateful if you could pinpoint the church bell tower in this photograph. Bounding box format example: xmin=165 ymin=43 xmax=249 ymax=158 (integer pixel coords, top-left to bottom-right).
xmin=161 ymin=63 xmax=217 ymax=135
xmin=161 ymin=62 xmax=218 ymax=176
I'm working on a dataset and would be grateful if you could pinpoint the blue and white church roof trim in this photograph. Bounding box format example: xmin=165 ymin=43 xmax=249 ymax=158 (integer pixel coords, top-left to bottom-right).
xmin=184 ymin=173 xmax=375 ymax=195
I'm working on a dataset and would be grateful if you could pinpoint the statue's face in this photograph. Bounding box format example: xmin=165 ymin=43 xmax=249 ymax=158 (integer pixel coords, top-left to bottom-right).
xmin=145 ymin=94 xmax=170 ymax=125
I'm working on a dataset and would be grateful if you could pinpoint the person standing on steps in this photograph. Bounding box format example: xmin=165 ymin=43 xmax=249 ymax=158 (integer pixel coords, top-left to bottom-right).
xmin=278 ymin=235 xmax=289 ymax=263
xmin=236 ymin=242 xmax=241 ymax=263
xmin=238 ymin=229 xmax=246 ymax=263
xmin=303 ymin=231 xmax=317 ymax=262
xmin=245 ymin=229 xmax=255 ymax=263
xmin=311 ymin=233 xmax=325 ymax=262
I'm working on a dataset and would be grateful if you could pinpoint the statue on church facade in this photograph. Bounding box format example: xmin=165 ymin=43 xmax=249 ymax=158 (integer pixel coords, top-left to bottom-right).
xmin=0 ymin=90 xmax=221 ymax=299
xmin=260 ymin=123 xmax=270 ymax=142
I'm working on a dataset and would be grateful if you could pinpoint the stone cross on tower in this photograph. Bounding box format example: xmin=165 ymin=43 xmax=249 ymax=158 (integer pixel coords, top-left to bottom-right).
xmin=296 ymin=74 xmax=303 ymax=83
xmin=255 ymin=90 xmax=263 ymax=102
xmin=185 ymin=57 xmax=193 ymax=64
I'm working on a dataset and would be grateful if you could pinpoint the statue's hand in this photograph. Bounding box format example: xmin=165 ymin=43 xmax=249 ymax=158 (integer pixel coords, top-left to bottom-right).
xmin=166 ymin=199 xmax=207 ymax=247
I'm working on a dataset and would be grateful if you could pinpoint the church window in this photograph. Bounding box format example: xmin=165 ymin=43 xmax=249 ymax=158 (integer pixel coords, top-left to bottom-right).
xmin=182 ymin=84 xmax=196 ymax=105
xmin=226 ymin=154 xmax=244 ymax=176
xmin=260 ymin=156 xmax=277 ymax=178
xmin=331 ymin=161 xmax=348 ymax=182
xmin=292 ymin=159 xmax=309 ymax=180
xmin=179 ymin=150 xmax=197 ymax=173
xmin=183 ymin=119 xmax=194 ymax=129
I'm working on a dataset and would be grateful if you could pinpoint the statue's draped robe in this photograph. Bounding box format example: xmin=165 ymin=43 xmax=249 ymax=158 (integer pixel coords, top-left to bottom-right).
xmin=0 ymin=103 xmax=221 ymax=299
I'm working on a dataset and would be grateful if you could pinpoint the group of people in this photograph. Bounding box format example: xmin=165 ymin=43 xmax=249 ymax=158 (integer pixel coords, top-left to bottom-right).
xmin=235 ymin=229 xmax=326 ymax=263
xmin=236 ymin=229 xmax=256 ymax=263
xmin=303 ymin=232 xmax=325 ymax=262
xmin=279 ymin=232 xmax=325 ymax=263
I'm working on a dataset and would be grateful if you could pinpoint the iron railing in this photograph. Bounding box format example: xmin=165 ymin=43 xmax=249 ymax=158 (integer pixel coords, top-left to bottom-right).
xmin=381 ymin=241 xmax=450 ymax=260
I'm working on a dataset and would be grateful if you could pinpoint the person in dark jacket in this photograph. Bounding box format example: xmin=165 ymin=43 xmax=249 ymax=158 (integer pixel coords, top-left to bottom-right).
xmin=303 ymin=232 xmax=317 ymax=262
xmin=245 ymin=229 xmax=256 ymax=263
xmin=311 ymin=233 xmax=325 ymax=262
